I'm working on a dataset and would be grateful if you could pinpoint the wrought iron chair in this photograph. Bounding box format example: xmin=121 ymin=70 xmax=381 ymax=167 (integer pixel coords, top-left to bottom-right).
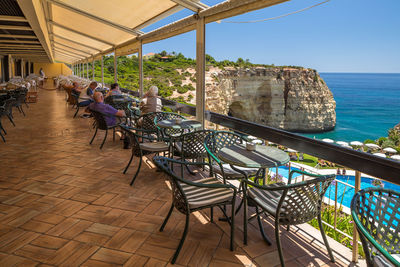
xmin=153 ymin=156 xmax=237 ymax=264
xmin=89 ymin=110 xmax=119 ymax=149
xmin=12 ymin=89 xmax=27 ymax=116
xmin=351 ymin=188 xmax=400 ymax=267
xmin=204 ymin=131 xmax=259 ymax=183
xmin=1 ymin=96 xmax=16 ymax=127
xmin=244 ymin=170 xmax=336 ymax=267
xmin=174 ymin=130 xmax=214 ymax=178
xmin=153 ymin=112 xmax=187 ymax=141
xmin=120 ymin=124 xmax=169 ymax=186
xmin=0 ymin=103 xmax=6 ymax=142
xmin=73 ymin=94 xmax=91 ymax=118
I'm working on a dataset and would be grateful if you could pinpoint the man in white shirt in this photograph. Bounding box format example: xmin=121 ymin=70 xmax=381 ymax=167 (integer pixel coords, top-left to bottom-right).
xmin=77 ymin=81 xmax=97 ymax=106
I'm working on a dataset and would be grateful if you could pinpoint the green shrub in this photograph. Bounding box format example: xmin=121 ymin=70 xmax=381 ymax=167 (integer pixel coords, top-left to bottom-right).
xmin=377 ymin=137 xmax=387 ymax=146
xmin=363 ymin=139 xmax=376 ymax=144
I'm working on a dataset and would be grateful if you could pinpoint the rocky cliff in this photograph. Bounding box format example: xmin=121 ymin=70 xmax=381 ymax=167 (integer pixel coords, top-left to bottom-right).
xmin=205 ymin=67 xmax=336 ymax=132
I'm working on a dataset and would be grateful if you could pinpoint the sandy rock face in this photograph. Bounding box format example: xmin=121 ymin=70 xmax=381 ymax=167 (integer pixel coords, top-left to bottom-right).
xmin=205 ymin=67 xmax=336 ymax=132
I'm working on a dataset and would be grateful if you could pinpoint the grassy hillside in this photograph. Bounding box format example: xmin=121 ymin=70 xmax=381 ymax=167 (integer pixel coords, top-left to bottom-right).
xmin=81 ymin=51 xmax=303 ymax=103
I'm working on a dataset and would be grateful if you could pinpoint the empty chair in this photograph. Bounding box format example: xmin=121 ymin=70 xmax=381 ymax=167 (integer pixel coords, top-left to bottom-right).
xmin=153 ymin=156 xmax=237 ymax=264
xmin=351 ymin=188 xmax=400 ymax=267
xmin=244 ymin=170 xmax=336 ymax=267
xmin=120 ymin=123 xmax=169 ymax=186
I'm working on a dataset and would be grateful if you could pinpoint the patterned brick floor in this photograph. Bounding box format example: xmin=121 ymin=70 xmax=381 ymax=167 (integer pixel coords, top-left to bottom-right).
xmin=0 ymin=86 xmax=363 ymax=266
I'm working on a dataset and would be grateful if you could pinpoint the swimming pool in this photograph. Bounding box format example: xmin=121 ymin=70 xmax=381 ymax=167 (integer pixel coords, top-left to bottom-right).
xmin=276 ymin=166 xmax=400 ymax=209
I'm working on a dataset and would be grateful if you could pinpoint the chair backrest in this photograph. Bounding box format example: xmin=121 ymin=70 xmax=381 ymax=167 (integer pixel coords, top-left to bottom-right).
xmin=180 ymin=130 xmax=214 ymax=160
xmin=204 ymin=131 xmax=246 ymax=163
xmin=351 ymin=188 xmax=400 ymax=258
xmin=90 ymin=110 xmax=109 ymax=130
xmin=153 ymin=156 xmax=190 ymax=214
xmin=140 ymin=111 xmax=183 ymax=135
xmin=279 ymin=174 xmax=334 ymax=225
xmin=154 ymin=112 xmax=185 ymax=137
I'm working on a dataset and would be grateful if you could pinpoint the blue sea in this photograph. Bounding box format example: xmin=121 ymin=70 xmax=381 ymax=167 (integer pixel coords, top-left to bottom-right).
xmin=301 ymin=73 xmax=400 ymax=142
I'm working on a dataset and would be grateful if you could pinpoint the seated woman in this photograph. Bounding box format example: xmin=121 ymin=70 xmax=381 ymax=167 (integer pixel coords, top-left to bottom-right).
xmin=106 ymin=83 xmax=122 ymax=98
xmin=140 ymin=85 xmax=162 ymax=114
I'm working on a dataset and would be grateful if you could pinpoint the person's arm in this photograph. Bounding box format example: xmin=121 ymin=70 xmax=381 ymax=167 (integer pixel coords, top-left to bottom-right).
xmin=115 ymin=110 xmax=126 ymax=117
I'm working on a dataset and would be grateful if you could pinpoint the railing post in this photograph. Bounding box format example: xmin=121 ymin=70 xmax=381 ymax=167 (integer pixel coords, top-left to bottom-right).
xmin=195 ymin=16 xmax=206 ymax=128
xmin=352 ymin=170 xmax=361 ymax=262
xmin=114 ymin=48 xmax=117 ymax=83
xmin=86 ymin=62 xmax=89 ymax=79
xmin=138 ymin=40 xmax=143 ymax=98
xmin=101 ymin=56 xmax=104 ymax=87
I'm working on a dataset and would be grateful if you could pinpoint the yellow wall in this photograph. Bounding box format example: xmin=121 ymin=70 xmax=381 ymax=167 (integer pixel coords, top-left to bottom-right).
xmin=33 ymin=63 xmax=72 ymax=77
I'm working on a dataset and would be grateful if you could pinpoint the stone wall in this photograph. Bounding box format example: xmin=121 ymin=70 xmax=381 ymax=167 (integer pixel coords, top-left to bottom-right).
xmin=205 ymin=67 xmax=336 ymax=132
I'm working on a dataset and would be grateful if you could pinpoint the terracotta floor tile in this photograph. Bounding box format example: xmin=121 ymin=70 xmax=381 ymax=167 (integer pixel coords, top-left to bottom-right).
xmin=90 ymin=248 xmax=132 ymax=265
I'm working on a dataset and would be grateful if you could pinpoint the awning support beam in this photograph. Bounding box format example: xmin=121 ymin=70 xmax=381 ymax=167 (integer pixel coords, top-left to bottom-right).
xmin=138 ymin=40 xmax=143 ymax=97
xmin=195 ymin=16 xmax=205 ymax=128
xmin=52 ymin=34 xmax=102 ymax=52
xmin=114 ymin=49 xmax=118 ymax=83
xmin=53 ymin=41 xmax=93 ymax=56
xmin=101 ymin=56 xmax=104 ymax=86
xmin=170 ymin=0 xmax=208 ymax=12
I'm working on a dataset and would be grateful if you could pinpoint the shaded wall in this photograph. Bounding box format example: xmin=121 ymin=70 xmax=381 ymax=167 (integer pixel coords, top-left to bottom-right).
xmin=33 ymin=63 xmax=72 ymax=77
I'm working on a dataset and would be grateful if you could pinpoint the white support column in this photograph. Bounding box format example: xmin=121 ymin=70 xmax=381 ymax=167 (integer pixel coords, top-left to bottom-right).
xmin=101 ymin=56 xmax=104 ymax=87
xmin=114 ymin=49 xmax=117 ymax=83
xmin=92 ymin=59 xmax=95 ymax=80
xmin=195 ymin=16 xmax=206 ymax=128
xmin=86 ymin=62 xmax=89 ymax=79
xmin=138 ymin=40 xmax=143 ymax=97
xmin=8 ymin=55 xmax=12 ymax=80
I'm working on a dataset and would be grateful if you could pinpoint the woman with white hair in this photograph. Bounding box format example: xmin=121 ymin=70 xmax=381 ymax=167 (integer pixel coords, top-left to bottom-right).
xmin=140 ymin=85 xmax=162 ymax=114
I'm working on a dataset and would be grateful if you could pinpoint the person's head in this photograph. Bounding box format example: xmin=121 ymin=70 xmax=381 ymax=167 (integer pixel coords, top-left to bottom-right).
xmin=89 ymin=81 xmax=97 ymax=90
xmin=72 ymin=82 xmax=79 ymax=88
xmin=147 ymin=85 xmax=158 ymax=97
xmin=93 ymin=92 xmax=104 ymax=103
xmin=111 ymin=83 xmax=119 ymax=91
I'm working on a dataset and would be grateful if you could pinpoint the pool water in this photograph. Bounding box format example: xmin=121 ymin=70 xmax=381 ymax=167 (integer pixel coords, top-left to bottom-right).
xmin=275 ymin=166 xmax=400 ymax=209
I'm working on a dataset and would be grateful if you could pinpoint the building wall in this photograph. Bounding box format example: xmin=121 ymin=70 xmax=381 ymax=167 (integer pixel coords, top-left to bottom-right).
xmin=33 ymin=63 xmax=72 ymax=77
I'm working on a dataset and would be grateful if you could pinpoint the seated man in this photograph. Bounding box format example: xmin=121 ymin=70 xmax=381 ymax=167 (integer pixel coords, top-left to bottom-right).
xmin=89 ymin=92 xmax=125 ymax=126
xmin=77 ymin=81 xmax=97 ymax=106
xmin=106 ymin=83 xmax=122 ymax=97
xmin=140 ymin=85 xmax=162 ymax=114
xmin=71 ymin=82 xmax=81 ymax=95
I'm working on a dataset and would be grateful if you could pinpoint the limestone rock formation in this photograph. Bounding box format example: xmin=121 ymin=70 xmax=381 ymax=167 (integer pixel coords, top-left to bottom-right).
xmin=205 ymin=67 xmax=336 ymax=132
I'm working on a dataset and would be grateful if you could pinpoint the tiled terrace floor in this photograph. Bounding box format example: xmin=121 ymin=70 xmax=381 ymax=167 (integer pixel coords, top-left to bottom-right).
xmin=0 ymin=86 xmax=364 ymax=266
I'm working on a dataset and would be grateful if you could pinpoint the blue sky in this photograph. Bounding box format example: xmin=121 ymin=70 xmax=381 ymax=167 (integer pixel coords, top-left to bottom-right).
xmin=142 ymin=0 xmax=400 ymax=73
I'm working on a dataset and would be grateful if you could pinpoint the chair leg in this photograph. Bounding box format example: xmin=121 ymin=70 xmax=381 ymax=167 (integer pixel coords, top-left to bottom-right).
xmin=0 ymin=123 xmax=6 ymax=135
xmin=256 ymin=207 xmax=272 ymax=245
xmin=160 ymin=203 xmax=174 ymax=232
xmin=317 ymin=213 xmax=335 ymax=262
xmin=275 ymin=221 xmax=285 ymax=267
xmin=0 ymin=131 xmax=5 ymax=142
xmin=7 ymin=115 xmax=15 ymax=126
xmin=24 ymin=100 xmax=29 ymax=108
xmin=210 ymin=207 xmax=214 ymax=223
xmin=89 ymin=128 xmax=98 ymax=145
xmin=73 ymin=106 xmax=80 ymax=118
xmin=171 ymin=213 xmax=190 ymax=264
xmin=100 ymin=130 xmax=108 ymax=149
xmin=230 ymin=198 xmax=236 ymax=251
xmin=123 ymin=150 xmax=134 ymax=174
xmin=20 ymin=106 xmax=25 ymax=116
xmin=130 ymin=155 xmax=142 ymax=186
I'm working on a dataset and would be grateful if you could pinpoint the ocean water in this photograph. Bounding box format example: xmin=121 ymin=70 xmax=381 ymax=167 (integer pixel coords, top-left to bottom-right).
xmin=301 ymin=73 xmax=400 ymax=142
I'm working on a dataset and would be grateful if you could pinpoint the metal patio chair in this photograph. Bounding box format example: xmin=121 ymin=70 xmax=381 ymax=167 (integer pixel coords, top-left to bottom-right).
xmin=89 ymin=110 xmax=119 ymax=149
xmin=351 ymin=188 xmax=400 ymax=267
xmin=153 ymin=156 xmax=237 ymax=264
xmin=120 ymin=124 xmax=169 ymax=186
xmin=244 ymin=170 xmax=336 ymax=267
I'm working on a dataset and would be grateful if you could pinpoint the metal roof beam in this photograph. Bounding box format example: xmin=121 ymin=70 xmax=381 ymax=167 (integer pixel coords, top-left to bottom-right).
xmin=49 ymin=20 xmax=114 ymax=46
xmin=47 ymin=0 xmax=142 ymax=36
xmin=0 ymin=16 xmax=28 ymax=22
xmin=54 ymin=49 xmax=81 ymax=59
xmin=53 ymin=41 xmax=92 ymax=56
xmin=0 ymin=25 xmax=32 ymax=31
xmin=53 ymin=45 xmax=88 ymax=58
xmin=133 ymin=5 xmax=183 ymax=31
xmin=52 ymin=34 xmax=101 ymax=52
xmin=170 ymin=0 xmax=208 ymax=12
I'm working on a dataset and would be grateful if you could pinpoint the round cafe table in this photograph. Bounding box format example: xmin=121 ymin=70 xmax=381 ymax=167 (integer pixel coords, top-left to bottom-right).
xmin=157 ymin=119 xmax=202 ymax=130
xmin=217 ymin=143 xmax=289 ymax=245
